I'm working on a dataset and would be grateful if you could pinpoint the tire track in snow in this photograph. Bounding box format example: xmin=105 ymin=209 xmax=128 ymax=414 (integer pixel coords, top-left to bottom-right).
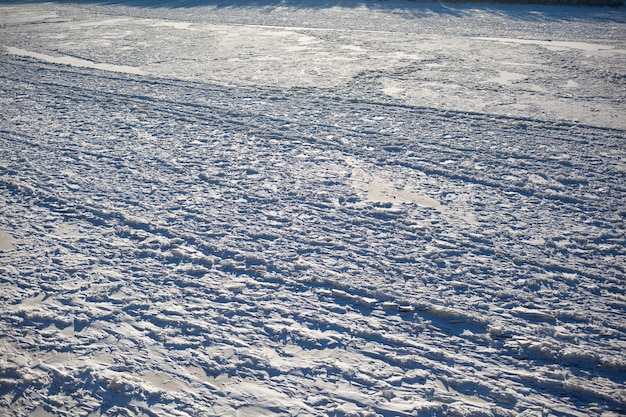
xmin=2 ymin=62 xmax=620 ymax=324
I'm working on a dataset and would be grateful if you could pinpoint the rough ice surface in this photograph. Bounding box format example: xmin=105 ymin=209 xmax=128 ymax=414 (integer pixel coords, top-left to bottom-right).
xmin=0 ymin=1 xmax=625 ymax=416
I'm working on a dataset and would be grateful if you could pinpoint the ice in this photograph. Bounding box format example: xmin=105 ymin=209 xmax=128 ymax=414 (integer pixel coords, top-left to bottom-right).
xmin=1 ymin=1 xmax=625 ymax=416
xmin=488 ymin=70 xmax=528 ymax=85
xmin=4 ymin=46 xmax=146 ymax=75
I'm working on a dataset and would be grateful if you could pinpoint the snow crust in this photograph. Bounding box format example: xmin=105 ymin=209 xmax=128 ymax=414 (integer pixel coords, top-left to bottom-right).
xmin=1 ymin=1 xmax=625 ymax=416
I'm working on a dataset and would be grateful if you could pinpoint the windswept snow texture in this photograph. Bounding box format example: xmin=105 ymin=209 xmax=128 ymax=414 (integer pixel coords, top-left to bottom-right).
xmin=1 ymin=2 xmax=626 ymax=417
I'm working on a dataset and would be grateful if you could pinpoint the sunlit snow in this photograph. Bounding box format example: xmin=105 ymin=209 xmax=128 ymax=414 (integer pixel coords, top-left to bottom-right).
xmin=1 ymin=1 xmax=625 ymax=416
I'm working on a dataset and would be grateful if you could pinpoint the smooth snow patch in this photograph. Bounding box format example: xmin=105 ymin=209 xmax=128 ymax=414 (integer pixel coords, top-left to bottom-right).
xmin=474 ymin=37 xmax=625 ymax=53
xmin=140 ymin=371 xmax=182 ymax=392
xmin=0 ymin=231 xmax=14 ymax=251
xmin=382 ymin=80 xmax=405 ymax=98
xmin=236 ymin=406 xmax=281 ymax=417
xmin=226 ymin=380 xmax=312 ymax=412
xmin=348 ymin=159 xmax=478 ymax=223
xmin=365 ymin=175 xmax=442 ymax=209
xmin=80 ymin=17 xmax=195 ymax=30
xmin=4 ymin=46 xmax=145 ymax=75
xmin=146 ymin=20 xmax=196 ymax=30
xmin=29 ymin=407 xmax=55 ymax=417
xmin=350 ymin=164 xmax=441 ymax=210
xmin=489 ymin=71 xmax=527 ymax=85
xmin=78 ymin=18 xmax=132 ymax=27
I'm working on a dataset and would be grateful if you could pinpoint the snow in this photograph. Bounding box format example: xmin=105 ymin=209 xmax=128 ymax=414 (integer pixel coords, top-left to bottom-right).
xmin=4 ymin=46 xmax=147 ymax=75
xmin=1 ymin=1 xmax=625 ymax=416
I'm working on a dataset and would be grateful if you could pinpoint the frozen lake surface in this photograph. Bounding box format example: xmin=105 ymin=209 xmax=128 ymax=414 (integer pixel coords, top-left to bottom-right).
xmin=1 ymin=1 xmax=625 ymax=416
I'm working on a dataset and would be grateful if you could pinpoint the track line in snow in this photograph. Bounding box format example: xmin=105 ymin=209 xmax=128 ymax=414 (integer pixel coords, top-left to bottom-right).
xmin=1 ymin=6 xmax=625 ymax=415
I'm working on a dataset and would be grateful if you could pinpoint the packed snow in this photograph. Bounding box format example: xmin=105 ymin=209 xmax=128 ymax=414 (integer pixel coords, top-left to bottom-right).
xmin=1 ymin=1 xmax=625 ymax=416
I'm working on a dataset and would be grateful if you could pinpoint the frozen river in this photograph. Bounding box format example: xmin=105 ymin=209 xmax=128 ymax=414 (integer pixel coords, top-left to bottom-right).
xmin=1 ymin=2 xmax=625 ymax=416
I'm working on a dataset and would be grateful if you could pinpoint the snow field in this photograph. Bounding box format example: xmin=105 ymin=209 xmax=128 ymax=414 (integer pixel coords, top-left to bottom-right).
xmin=1 ymin=2 xmax=625 ymax=417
